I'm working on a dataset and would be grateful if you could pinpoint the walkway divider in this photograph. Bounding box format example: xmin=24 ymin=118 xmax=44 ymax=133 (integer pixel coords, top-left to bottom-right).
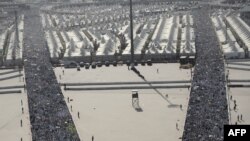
xmin=0 ymin=85 xmax=24 ymax=90
xmin=0 ymin=90 xmax=22 ymax=94
xmin=0 ymin=70 xmax=20 ymax=75
xmin=64 ymin=85 xmax=191 ymax=91
xmin=60 ymin=80 xmax=191 ymax=86
xmin=0 ymin=74 xmax=23 ymax=81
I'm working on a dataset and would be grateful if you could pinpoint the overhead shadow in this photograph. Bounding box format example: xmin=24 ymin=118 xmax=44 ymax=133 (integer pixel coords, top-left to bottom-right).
xmin=131 ymin=66 xmax=174 ymax=105
xmin=132 ymin=98 xmax=143 ymax=112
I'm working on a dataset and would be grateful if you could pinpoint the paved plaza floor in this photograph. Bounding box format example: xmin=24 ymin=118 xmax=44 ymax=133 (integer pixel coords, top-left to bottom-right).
xmin=55 ymin=63 xmax=191 ymax=141
xmin=0 ymin=69 xmax=31 ymax=141
xmin=227 ymin=61 xmax=250 ymax=125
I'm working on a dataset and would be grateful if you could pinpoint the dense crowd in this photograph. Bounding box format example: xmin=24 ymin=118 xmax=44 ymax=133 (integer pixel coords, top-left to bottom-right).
xmin=182 ymin=6 xmax=229 ymax=141
xmin=23 ymin=8 xmax=80 ymax=141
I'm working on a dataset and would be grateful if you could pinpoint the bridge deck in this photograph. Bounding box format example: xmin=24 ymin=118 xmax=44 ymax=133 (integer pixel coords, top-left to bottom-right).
xmin=182 ymin=7 xmax=229 ymax=141
xmin=23 ymin=8 xmax=80 ymax=141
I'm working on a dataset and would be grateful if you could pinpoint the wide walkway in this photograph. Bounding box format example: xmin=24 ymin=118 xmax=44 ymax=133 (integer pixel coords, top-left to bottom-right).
xmin=182 ymin=7 xmax=229 ymax=141
xmin=23 ymin=7 xmax=80 ymax=141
